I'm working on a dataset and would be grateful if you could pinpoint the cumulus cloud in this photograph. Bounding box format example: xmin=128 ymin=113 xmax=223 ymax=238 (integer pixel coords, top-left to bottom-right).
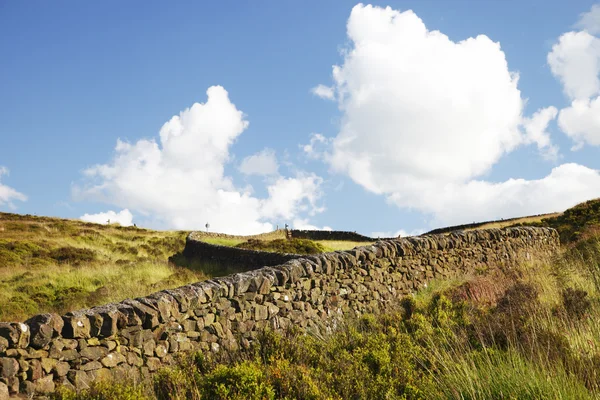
xmin=311 ymin=84 xmax=335 ymax=100
xmin=387 ymin=164 xmax=600 ymax=226
xmin=522 ymin=106 xmax=559 ymax=159
xmin=76 ymin=86 xmax=323 ymax=234
xmin=575 ymin=4 xmax=600 ymax=35
xmin=548 ymin=14 xmax=600 ymax=148
xmin=80 ymin=209 xmax=134 ymax=226
xmin=327 ymin=4 xmax=527 ymax=191
xmin=292 ymin=218 xmax=333 ymax=231
xmin=311 ymin=4 xmax=600 ymax=225
xmin=548 ymin=31 xmax=600 ymax=101
xmin=239 ymin=148 xmax=279 ymax=176
xmin=557 ymin=97 xmax=600 ymax=149
xmin=301 ymin=133 xmax=330 ymax=160
xmin=371 ymin=229 xmax=424 ymax=238
xmin=0 ymin=166 xmax=26 ymax=208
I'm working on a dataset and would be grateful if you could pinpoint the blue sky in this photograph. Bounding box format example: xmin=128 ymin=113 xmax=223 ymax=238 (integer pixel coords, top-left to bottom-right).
xmin=1 ymin=1 xmax=600 ymax=236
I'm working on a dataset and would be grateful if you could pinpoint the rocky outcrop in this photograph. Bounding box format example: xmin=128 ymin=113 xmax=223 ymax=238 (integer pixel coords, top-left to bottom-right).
xmin=0 ymin=227 xmax=559 ymax=396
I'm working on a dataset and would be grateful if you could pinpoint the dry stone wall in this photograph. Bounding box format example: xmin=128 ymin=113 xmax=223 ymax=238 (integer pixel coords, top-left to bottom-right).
xmin=0 ymin=227 xmax=559 ymax=398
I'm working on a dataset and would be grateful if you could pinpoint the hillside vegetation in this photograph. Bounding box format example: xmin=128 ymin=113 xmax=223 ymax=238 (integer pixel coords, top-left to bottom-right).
xmin=0 ymin=213 xmax=205 ymax=322
xmin=0 ymin=214 xmax=372 ymax=322
xmin=517 ymin=198 xmax=600 ymax=243
xmin=53 ymin=199 xmax=600 ymax=399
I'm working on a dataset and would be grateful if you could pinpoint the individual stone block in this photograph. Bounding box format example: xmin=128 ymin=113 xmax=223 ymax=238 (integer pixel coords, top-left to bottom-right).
xmin=62 ymin=311 xmax=91 ymax=339
xmin=68 ymin=370 xmax=91 ymax=390
xmin=25 ymin=313 xmax=63 ymax=349
xmin=80 ymin=346 xmax=108 ymax=361
xmin=123 ymin=299 xmax=160 ymax=329
xmin=0 ymin=323 xmax=30 ymax=349
xmin=0 ymin=358 xmax=19 ymax=378
xmin=0 ymin=381 xmax=8 ymax=400
xmin=100 ymin=352 xmax=126 ymax=368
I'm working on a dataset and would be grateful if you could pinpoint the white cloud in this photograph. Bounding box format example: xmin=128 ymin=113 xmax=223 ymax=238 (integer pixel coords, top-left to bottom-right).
xmin=76 ymin=86 xmax=323 ymax=234
xmin=292 ymin=218 xmax=333 ymax=231
xmin=239 ymin=148 xmax=279 ymax=176
xmin=548 ymin=31 xmax=600 ymax=101
xmin=548 ymin=14 xmax=600 ymax=148
xmin=311 ymin=4 xmax=600 ymax=225
xmin=522 ymin=106 xmax=559 ymax=159
xmin=80 ymin=209 xmax=134 ymax=226
xmin=326 ymin=4 xmax=527 ymax=193
xmin=575 ymin=4 xmax=600 ymax=35
xmin=311 ymin=84 xmax=335 ymax=100
xmin=388 ymin=164 xmax=600 ymax=226
xmin=371 ymin=229 xmax=424 ymax=238
xmin=261 ymin=174 xmax=324 ymax=220
xmin=558 ymin=97 xmax=600 ymax=149
xmin=0 ymin=166 xmax=26 ymax=208
xmin=301 ymin=133 xmax=330 ymax=160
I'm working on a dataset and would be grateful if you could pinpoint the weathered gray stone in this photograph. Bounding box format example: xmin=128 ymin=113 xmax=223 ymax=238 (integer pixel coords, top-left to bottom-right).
xmin=81 ymin=361 xmax=103 ymax=371
xmin=0 ymin=381 xmax=8 ymax=400
xmin=25 ymin=313 xmax=63 ymax=349
xmin=80 ymin=346 xmax=108 ymax=361
xmin=27 ymin=360 xmax=42 ymax=381
xmin=100 ymin=352 xmax=126 ymax=368
xmin=62 ymin=311 xmax=91 ymax=339
xmin=40 ymin=358 xmax=56 ymax=374
xmin=68 ymin=370 xmax=91 ymax=390
xmin=146 ymin=357 xmax=161 ymax=371
xmin=254 ymin=305 xmax=268 ymax=321
xmin=0 ymin=323 xmax=29 ymax=348
xmin=0 ymin=358 xmax=19 ymax=378
xmin=123 ymin=299 xmax=160 ymax=329
xmin=33 ymin=374 xmax=54 ymax=394
xmin=53 ymin=361 xmax=70 ymax=377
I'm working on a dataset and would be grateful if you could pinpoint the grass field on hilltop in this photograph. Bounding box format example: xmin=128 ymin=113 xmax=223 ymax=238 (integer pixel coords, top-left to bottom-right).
xmin=0 ymin=213 xmax=207 ymax=322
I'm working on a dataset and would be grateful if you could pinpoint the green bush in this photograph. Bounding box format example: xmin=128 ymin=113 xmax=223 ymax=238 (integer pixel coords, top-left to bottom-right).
xmin=49 ymin=246 xmax=96 ymax=265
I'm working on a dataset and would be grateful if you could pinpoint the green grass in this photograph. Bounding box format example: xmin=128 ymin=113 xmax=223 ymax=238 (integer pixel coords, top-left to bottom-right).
xmin=196 ymin=236 xmax=373 ymax=253
xmin=235 ymin=238 xmax=325 ymax=254
xmin=316 ymin=240 xmax=374 ymax=252
xmin=0 ymin=213 xmax=207 ymax=322
xmin=198 ymin=237 xmax=245 ymax=247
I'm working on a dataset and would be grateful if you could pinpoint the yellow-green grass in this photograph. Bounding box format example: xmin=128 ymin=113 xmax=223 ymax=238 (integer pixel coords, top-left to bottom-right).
xmin=466 ymin=212 xmax=562 ymax=231
xmin=198 ymin=237 xmax=245 ymax=247
xmin=0 ymin=213 xmax=207 ymax=322
xmin=195 ymin=233 xmax=374 ymax=253
xmin=316 ymin=240 xmax=375 ymax=252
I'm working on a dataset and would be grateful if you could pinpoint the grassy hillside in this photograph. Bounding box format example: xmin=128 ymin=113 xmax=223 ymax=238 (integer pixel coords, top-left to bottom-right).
xmin=516 ymin=198 xmax=600 ymax=244
xmin=0 ymin=214 xmax=372 ymax=322
xmin=0 ymin=213 xmax=206 ymax=322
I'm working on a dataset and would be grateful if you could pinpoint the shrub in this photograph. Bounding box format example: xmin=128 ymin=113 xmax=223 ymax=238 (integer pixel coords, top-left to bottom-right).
xmin=49 ymin=246 xmax=96 ymax=265
xmin=562 ymin=287 xmax=591 ymax=320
